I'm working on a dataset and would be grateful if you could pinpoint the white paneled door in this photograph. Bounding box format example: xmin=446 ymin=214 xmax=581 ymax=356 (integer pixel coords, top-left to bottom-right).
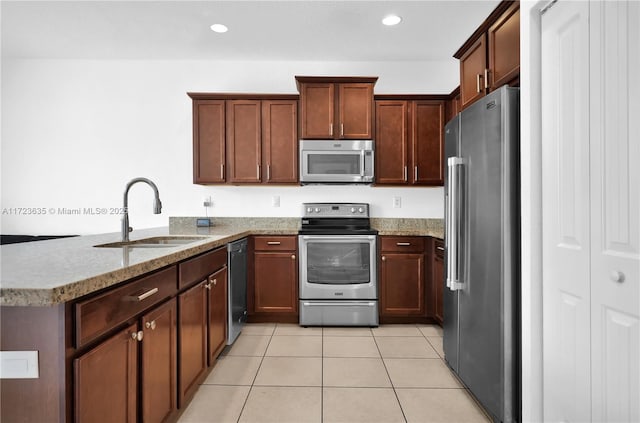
xmin=541 ymin=1 xmax=640 ymax=422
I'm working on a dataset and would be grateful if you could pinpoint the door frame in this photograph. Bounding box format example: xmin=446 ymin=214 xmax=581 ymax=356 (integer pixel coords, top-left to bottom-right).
xmin=520 ymin=2 xmax=546 ymax=422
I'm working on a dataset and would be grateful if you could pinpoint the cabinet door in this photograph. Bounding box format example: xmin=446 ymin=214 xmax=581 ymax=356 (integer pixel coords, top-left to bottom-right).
xmin=254 ymin=251 xmax=297 ymax=313
xmin=227 ymin=100 xmax=261 ymax=183
xmin=380 ymin=253 xmax=425 ymax=316
xmin=488 ymin=2 xmax=520 ymax=89
xmin=208 ymin=267 xmax=228 ymax=365
xmin=411 ymin=101 xmax=445 ymax=186
xmin=262 ymin=100 xmax=298 ymax=183
xmin=193 ymin=100 xmax=225 ymax=183
xmin=460 ymin=34 xmax=487 ymax=110
xmin=375 ymin=100 xmax=409 ymax=184
xmin=300 ymin=83 xmax=334 ymax=139
xmin=141 ymin=299 xmax=177 ymax=423
xmin=178 ymin=282 xmax=207 ymax=407
xmin=74 ymin=324 xmax=138 ymax=423
xmin=339 ymin=83 xmax=374 ymax=139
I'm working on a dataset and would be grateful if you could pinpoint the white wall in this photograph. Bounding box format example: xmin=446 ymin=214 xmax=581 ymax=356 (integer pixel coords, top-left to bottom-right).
xmin=1 ymin=59 xmax=455 ymax=235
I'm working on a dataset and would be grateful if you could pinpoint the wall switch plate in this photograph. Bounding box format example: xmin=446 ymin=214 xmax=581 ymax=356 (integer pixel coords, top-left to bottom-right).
xmin=0 ymin=351 xmax=39 ymax=379
xmin=393 ymin=196 xmax=402 ymax=208
xmin=272 ymin=195 xmax=280 ymax=207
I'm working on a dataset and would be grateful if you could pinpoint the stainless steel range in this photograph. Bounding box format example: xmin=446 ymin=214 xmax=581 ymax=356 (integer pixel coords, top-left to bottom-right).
xmin=298 ymin=203 xmax=378 ymax=327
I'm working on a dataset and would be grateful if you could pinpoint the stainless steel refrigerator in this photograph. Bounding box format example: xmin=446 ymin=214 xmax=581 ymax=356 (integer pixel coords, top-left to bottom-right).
xmin=443 ymin=85 xmax=520 ymax=423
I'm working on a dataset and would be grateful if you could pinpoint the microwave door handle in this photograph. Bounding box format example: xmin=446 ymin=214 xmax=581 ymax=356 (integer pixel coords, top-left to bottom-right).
xmin=360 ymin=150 xmax=365 ymax=177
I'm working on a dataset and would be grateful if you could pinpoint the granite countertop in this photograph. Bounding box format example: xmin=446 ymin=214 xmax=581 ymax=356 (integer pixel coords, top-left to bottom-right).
xmin=1 ymin=217 xmax=442 ymax=307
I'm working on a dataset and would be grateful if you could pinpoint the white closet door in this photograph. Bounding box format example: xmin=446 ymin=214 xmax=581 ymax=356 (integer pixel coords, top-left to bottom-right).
xmin=589 ymin=1 xmax=640 ymax=421
xmin=541 ymin=2 xmax=592 ymax=422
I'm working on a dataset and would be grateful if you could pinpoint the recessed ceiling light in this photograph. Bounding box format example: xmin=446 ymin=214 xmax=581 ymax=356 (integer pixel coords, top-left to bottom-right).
xmin=382 ymin=15 xmax=402 ymax=26
xmin=210 ymin=24 xmax=228 ymax=33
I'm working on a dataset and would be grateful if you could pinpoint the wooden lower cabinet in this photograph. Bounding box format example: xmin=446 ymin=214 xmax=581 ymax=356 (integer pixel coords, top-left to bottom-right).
xmin=207 ymin=267 xmax=228 ymax=365
xmin=379 ymin=237 xmax=427 ymax=320
xmin=178 ymin=281 xmax=208 ymax=407
xmin=142 ymin=299 xmax=178 ymax=423
xmin=249 ymin=236 xmax=298 ymax=322
xmin=75 ymin=323 xmax=138 ymax=423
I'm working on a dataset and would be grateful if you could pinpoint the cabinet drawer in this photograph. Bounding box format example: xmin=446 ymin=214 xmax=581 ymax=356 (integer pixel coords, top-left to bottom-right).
xmin=380 ymin=236 xmax=425 ymax=253
xmin=75 ymin=266 xmax=177 ymax=348
xmin=179 ymin=247 xmax=227 ymax=289
xmin=254 ymin=236 xmax=296 ymax=251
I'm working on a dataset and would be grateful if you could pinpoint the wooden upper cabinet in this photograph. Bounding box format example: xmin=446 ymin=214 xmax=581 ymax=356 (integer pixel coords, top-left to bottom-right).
xmin=375 ymin=100 xmax=409 ymax=184
xmin=227 ymin=100 xmax=262 ymax=183
xmin=296 ymin=76 xmax=377 ymax=140
xmin=459 ymin=34 xmax=488 ymax=110
xmin=262 ymin=100 xmax=298 ymax=183
xmin=375 ymin=98 xmax=445 ymax=186
xmin=299 ymin=83 xmax=334 ymax=139
xmin=412 ymin=101 xmax=445 ymax=185
xmin=193 ymin=100 xmax=225 ymax=183
xmin=488 ymin=1 xmax=520 ymax=89
xmin=339 ymin=83 xmax=374 ymax=139
xmin=455 ymin=0 xmax=520 ymax=110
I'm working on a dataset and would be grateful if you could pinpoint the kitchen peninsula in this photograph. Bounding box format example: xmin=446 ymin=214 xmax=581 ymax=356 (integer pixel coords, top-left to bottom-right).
xmin=0 ymin=217 xmax=442 ymax=422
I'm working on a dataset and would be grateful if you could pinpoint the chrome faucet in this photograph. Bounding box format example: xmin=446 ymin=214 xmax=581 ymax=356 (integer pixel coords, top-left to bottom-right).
xmin=121 ymin=177 xmax=162 ymax=242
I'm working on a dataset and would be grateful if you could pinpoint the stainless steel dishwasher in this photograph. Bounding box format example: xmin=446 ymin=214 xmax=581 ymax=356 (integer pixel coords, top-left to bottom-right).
xmin=227 ymin=238 xmax=247 ymax=345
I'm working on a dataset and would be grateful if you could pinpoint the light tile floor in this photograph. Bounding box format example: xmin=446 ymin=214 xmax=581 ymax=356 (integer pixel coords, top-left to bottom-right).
xmin=178 ymin=323 xmax=490 ymax=423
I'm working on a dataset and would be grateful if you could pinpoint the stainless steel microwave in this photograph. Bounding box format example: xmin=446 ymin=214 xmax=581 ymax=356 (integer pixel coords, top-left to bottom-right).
xmin=299 ymin=140 xmax=374 ymax=184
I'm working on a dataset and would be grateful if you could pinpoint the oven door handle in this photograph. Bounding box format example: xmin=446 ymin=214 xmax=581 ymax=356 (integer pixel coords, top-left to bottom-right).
xmin=300 ymin=235 xmax=376 ymax=241
xmin=302 ymin=301 xmax=377 ymax=307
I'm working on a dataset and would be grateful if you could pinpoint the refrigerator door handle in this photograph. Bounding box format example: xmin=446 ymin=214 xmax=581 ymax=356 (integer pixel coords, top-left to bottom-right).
xmin=446 ymin=157 xmax=465 ymax=291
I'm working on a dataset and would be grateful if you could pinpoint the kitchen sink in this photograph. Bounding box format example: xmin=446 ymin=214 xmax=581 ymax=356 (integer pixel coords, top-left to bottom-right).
xmin=94 ymin=236 xmax=210 ymax=248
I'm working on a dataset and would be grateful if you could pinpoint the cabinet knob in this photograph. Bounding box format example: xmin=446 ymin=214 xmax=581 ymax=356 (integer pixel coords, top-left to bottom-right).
xmin=291 ymin=254 xmax=296 ymax=260
xmin=131 ymin=331 xmax=143 ymax=342
xmin=145 ymin=320 xmax=156 ymax=330
xmin=610 ymin=271 xmax=625 ymax=283
xmin=382 ymin=256 xmax=386 ymax=261
xmin=213 ymin=278 xmax=217 ymax=286
xmin=204 ymin=283 xmax=212 ymax=290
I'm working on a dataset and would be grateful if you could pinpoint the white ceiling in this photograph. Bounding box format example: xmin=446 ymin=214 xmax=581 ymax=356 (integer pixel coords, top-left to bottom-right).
xmin=1 ymin=0 xmax=501 ymax=61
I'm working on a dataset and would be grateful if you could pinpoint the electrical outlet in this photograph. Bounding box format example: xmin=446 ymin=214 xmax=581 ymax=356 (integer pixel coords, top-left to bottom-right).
xmin=393 ymin=196 xmax=402 ymax=208
xmin=202 ymin=196 xmax=212 ymax=208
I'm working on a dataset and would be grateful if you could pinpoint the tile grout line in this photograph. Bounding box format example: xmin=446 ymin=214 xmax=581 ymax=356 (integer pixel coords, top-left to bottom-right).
xmin=234 ymin=324 xmax=276 ymax=423
xmin=371 ymin=329 xmax=409 ymax=423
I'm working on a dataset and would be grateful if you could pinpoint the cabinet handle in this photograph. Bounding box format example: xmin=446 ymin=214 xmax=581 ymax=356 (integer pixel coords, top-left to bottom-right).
xmin=267 ymin=241 xmax=281 ymax=245
xmin=404 ymin=166 xmax=408 ymax=182
xmin=267 ymin=164 xmax=271 ymax=181
xmin=396 ymin=242 xmax=411 ymax=246
xmin=291 ymin=254 xmax=296 ymax=260
xmin=484 ymin=69 xmax=490 ymax=89
xmin=414 ymin=166 xmax=418 ymax=181
xmin=329 ymin=123 xmax=333 ymax=136
xmin=131 ymin=331 xmax=143 ymax=342
xmin=220 ymin=163 xmax=225 ymax=180
xmin=382 ymin=256 xmax=386 ymax=261
xmin=437 ymin=246 xmax=445 ymax=251
xmin=257 ymin=164 xmax=261 ymax=179
xmin=340 ymin=123 xmax=344 ymax=137
xmin=476 ymin=74 xmax=482 ymax=93
xmin=127 ymin=287 xmax=158 ymax=302
xmin=145 ymin=320 xmax=156 ymax=330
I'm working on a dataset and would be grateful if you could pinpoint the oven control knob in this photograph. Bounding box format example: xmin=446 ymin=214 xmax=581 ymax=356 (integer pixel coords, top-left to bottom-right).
xmin=306 ymin=207 xmax=312 ymax=213
xmin=314 ymin=207 xmax=320 ymax=213
xmin=351 ymin=207 xmax=356 ymax=213
xmin=358 ymin=207 xmax=364 ymax=213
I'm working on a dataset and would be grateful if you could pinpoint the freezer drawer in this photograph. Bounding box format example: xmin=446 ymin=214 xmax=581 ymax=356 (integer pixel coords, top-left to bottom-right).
xmin=299 ymin=300 xmax=378 ymax=327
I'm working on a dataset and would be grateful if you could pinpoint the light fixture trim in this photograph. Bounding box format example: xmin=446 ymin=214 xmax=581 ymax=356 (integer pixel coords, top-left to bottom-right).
xmin=210 ymin=23 xmax=229 ymax=33
xmin=382 ymin=14 xmax=402 ymax=26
